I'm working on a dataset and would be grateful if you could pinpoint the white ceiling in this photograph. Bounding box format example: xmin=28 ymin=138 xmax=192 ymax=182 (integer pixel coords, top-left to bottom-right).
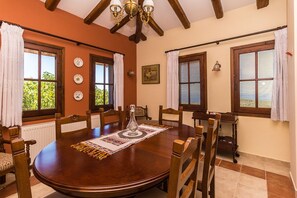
xmin=40 ymin=0 xmax=256 ymax=37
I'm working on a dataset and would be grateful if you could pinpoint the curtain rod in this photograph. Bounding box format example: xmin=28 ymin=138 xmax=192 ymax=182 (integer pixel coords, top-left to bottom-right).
xmin=165 ymin=25 xmax=287 ymax=53
xmin=0 ymin=20 xmax=125 ymax=56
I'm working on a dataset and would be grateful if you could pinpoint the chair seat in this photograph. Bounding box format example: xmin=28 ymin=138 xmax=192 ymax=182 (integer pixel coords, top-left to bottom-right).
xmin=0 ymin=153 xmax=13 ymax=172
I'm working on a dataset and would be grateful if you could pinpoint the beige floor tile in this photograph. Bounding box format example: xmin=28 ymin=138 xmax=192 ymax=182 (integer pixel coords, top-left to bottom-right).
xmin=216 ymin=166 xmax=240 ymax=181
xmin=235 ymin=183 xmax=267 ymax=198
xmin=240 ymin=153 xmax=265 ymax=170
xmin=238 ymin=173 xmax=267 ymax=191
xmin=215 ymin=167 xmax=240 ymax=198
xmin=264 ymin=158 xmax=290 ymax=177
xmin=216 ymin=177 xmax=237 ymax=198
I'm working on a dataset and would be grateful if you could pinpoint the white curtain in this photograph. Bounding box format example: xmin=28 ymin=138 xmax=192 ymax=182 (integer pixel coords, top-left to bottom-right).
xmin=0 ymin=22 xmax=24 ymax=127
xmin=113 ymin=53 xmax=124 ymax=110
xmin=271 ymin=28 xmax=288 ymax=121
xmin=166 ymin=51 xmax=179 ymax=109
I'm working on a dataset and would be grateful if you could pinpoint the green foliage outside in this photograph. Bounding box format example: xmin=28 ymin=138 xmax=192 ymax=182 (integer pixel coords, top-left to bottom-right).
xmin=23 ymin=71 xmax=56 ymax=111
xmin=95 ymin=86 xmax=109 ymax=105
xmin=23 ymin=71 xmax=110 ymax=111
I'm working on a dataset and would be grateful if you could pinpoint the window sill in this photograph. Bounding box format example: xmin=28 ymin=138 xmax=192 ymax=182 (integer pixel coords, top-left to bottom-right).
xmin=232 ymin=112 xmax=271 ymax=118
xmin=22 ymin=115 xmax=56 ymax=125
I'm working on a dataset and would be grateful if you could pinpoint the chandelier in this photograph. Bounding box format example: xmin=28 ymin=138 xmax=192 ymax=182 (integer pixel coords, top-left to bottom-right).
xmin=110 ymin=0 xmax=154 ymax=24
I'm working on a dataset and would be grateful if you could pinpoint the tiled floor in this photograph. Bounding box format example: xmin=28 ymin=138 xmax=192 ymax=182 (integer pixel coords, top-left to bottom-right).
xmin=0 ymin=152 xmax=295 ymax=198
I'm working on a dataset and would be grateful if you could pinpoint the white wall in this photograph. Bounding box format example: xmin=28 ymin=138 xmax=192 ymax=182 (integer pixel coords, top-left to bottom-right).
xmin=137 ymin=0 xmax=290 ymax=161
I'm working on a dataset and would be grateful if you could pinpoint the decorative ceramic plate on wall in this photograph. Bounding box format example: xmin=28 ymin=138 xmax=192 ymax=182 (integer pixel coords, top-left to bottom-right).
xmin=74 ymin=57 xmax=83 ymax=68
xmin=73 ymin=91 xmax=83 ymax=101
xmin=73 ymin=74 xmax=83 ymax=84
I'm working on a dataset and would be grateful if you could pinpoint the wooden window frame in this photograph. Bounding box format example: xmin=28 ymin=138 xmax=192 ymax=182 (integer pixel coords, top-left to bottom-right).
xmin=178 ymin=52 xmax=207 ymax=112
xmin=89 ymin=54 xmax=114 ymax=112
xmin=23 ymin=40 xmax=64 ymax=121
xmin=231 ymin=40 xmax=274 ymax=118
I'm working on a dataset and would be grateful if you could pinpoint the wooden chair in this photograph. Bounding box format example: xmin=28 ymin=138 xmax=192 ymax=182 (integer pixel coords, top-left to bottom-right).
xmin=99 ymin=106 xmax=124 ymax=131
xmin=11 ymin=135 xmax=32 ymax=198
xmin=159 ymin=105 xmax=183 ymax=127
xmin=135 ymin=126 xmax=203 ymax=198
xmin=55 ymin=110 xmax=91 ymax=140
xmin=0 ymin=126 xmax=36 ymax=185
xmin=198 ymin=113 xmax=221 ymax=198
xmin=126 ymin=105 xmax=152 ymax=121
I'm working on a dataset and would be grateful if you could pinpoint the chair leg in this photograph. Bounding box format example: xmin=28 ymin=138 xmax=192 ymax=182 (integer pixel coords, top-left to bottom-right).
xmin=162 ymin=178 xmax=168 ymax=192
xmin=210 ymin=177 xmax=215 ymax=198
xmin=202 ymin=185 xmax=208 ymax=198
xmin=0 ymin=175 xmax=6 ymax=184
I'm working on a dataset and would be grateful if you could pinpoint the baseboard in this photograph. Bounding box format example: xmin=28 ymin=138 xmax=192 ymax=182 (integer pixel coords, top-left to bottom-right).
xmin=289 ymin=171 xmax=297 ymax=194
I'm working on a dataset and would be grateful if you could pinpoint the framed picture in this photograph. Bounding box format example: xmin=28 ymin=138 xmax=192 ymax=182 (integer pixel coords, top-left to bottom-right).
xmin=142 ymin=64 xmax=160 ymax=84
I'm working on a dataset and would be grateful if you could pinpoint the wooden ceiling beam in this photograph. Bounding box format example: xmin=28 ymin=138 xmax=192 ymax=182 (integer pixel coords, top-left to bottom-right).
xmin=257 ymin=0 xmax=269 ymax=9
xmin=129 ymin=33 xmax=147 ymax=42
xmin=110 ymin=15 xmax=131 ymax=33
xmin=167 ymin=0 xmax=190 ymax=29
xmin=148 ymin=17 xmax=164 ymax=36
xmin=135 ymin=15 xmax=143 ymax=43
xmin=134 ymin=0 xmax=144 ymax=43
xmin=45 ymin=0 xmax=61 ymax=11
xmin=84 ymin=0 xmax=111 ymax=24
xmin=211 ymin=0 xmax=224 ymax=19
xmin=140 ymin=33 xmax=147 ymax=41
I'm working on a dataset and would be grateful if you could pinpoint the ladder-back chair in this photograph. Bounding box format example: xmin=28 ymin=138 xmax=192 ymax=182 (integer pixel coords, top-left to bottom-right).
xmin=0 ymin=126 xmax=36 ymax=185
xmin=99 ymin=106 xmax=124 ymax=131
xmin=198 ymin=113 xmax=221 ymax=198
xmin=135 ymin=126 xmax=204 ymax=198
xmin=159 ymin=105 xmax=183 ymax=127
xmin=55 ymin=110 xmax=91 ymax=140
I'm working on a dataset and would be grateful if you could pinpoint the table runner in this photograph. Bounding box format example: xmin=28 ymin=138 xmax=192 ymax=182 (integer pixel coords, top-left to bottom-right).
xmin=71 ymin=124 xmax=170 ymax=160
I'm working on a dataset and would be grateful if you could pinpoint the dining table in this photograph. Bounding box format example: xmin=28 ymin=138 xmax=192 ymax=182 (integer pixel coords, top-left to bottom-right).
xmin=33 ymin=120 xmax=195 ymax=198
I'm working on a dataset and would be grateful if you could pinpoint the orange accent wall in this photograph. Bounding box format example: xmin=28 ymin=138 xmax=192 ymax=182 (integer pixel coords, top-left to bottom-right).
xmin=0 ymin=0 xmax=136 ymax=120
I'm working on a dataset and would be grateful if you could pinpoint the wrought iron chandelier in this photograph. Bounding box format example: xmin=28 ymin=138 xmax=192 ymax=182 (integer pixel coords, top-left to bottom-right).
xmin=110 ymin=0 xmax=154 ymax=24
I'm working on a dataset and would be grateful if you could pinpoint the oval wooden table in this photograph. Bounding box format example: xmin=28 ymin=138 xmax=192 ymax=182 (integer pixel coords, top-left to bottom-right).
xmin=33 ymin=121 xmax=195 ymax=198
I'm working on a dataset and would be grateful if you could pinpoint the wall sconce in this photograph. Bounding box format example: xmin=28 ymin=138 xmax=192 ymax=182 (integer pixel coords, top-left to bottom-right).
xmin=127 ymin=70 xmax=135 ymax=77
xmin=212 ymin=61 xmax=221 ymax=71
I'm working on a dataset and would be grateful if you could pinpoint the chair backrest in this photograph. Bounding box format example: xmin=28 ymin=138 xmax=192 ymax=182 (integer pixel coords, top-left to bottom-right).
xmin=0 ymin=125 xmax=5 ymax=153
xmin=200 ymin=113 xmax=221 ymax=195
xmin=55 ymin=110 xmax=91 ymax=140
xmin=11 ymin=133 xmax=32 ymax=198
xmin=159 ymin=105 xmax=183 ymax=126
xmin=167 ymin=126 xmax=203 ymax=198
xmin=99 ymin=106 xmax=124 ymax=131
xmin=126 ymin=105 xmax=151 ymax=121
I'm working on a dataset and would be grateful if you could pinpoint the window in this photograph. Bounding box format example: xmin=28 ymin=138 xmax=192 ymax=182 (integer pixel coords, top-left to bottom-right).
xmin=231 ymin=41 xmax=274 ymax=117
xmin=179 ymin=52 xmax=207 ymax=111
xmin=23 ymin=41 xmax=63 ymax=120
xmin=89 ymin=54 xmax=114 ymax=112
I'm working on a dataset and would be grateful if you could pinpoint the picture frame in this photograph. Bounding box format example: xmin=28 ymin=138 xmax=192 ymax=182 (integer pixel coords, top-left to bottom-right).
xmin=142 ymin=64 xmax=160 ymax=84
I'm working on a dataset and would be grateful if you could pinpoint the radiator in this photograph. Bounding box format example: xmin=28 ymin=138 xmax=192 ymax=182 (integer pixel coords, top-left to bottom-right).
xmin=20 ymin=115 xmax=100 ymax=164
xmin=21 ymin=121 xmax=56 ymax=164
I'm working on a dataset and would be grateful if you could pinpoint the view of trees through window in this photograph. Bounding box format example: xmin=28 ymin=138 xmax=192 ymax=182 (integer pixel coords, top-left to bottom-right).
xmin=23 ymin=49 xmax=57 ymax=112
xmin=90 ymin=54 xmax=114 ymax=111
xmin=94 ymin=63 xmax=113 ymax=106
xmin=22 ymin=42 xmax=63 ymax=119
xmin=23 ymin=71 xmax=56 ymax=111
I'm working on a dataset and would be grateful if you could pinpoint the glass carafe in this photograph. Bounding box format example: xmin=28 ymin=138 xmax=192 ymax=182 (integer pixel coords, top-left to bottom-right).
xmin=127 ymin=104 xmax=139 ymax=136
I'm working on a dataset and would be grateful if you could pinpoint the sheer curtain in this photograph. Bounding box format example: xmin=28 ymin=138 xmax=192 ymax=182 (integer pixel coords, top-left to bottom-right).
xmin=271 ymin=28 xmax=288 ymax=121
xmin=113 ymin=53 xmax=124 ymax=110
xmin=166 ymin=51 xmax=179 ymax=109
xmin=0 ymin=22 xmax=24 ymax=127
